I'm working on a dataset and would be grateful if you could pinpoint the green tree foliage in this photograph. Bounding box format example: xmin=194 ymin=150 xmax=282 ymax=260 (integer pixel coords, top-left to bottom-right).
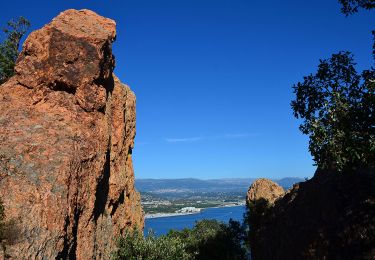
xmin=0 ymin=17 xmax=30 ymax=84
xmin=338 ymin=0 xmax=375 ymax=15
xmin=112 ymin=219 xmax=248 ymax=260
xmin=113 ymin=228 xmax=190 ymax=260
xmin=291 ymin=52 xmax=375 ymax=171
xmin=167 ymin=219 xmax=247 ymax=260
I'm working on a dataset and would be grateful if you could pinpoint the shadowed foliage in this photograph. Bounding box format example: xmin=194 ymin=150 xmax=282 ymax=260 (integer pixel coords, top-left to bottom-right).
xmin=339 ymin=0 xmax=375 ymax=15
xmin=245 ymin=167 xmax=375 ymax=259
xmin=244 ymin=198 xmax=270 ymax=249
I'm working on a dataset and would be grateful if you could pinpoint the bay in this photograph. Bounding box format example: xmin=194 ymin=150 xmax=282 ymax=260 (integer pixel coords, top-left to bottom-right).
xmin=144 ymin=205 xmax=246 ymax=236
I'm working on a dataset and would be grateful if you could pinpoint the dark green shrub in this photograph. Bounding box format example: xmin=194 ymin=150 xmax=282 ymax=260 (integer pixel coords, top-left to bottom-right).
xmin=244 ymin=198 xmax=271 ymax=257
xmin=112 ymin=228 xmax=190 ymax=260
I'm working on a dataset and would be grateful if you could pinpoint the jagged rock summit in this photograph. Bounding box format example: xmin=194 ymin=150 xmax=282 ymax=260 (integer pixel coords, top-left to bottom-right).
xmin=0 ymin=9 xmax=143 ymax=259
xmin=16 ymin=9 xmax=116 ymax=112
xmin=246 ymin=178 xmax=285 ymax=205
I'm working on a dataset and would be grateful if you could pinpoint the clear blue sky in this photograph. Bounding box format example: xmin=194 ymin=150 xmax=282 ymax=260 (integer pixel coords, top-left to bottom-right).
xmin=1 ymin=1 xmax=373 ymax=179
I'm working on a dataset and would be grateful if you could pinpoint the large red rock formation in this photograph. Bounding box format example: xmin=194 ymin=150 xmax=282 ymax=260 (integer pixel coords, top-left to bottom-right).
xmin=0 ymin=9 xmax=143 ymax=259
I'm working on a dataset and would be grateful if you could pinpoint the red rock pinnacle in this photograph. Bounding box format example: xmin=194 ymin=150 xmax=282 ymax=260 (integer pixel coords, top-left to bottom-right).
xmin=0 ymin=9 xmax=143 ymax=259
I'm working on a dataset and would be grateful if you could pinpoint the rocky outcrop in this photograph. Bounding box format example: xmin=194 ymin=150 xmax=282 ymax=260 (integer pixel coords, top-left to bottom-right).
xmin=247 ymin=168 xmax=375 ymax=260
xmin=0 ymin=9 xmax=143 ymax=259
xmin=246 ymin=178 xmax=285 ymax=205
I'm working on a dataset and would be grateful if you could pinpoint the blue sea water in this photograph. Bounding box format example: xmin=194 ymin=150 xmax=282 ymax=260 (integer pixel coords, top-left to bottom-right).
xmin=144 ymin=205 xmax=246 ymax=236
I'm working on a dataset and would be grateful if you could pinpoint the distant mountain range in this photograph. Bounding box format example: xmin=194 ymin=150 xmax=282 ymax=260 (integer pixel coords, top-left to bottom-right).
xmin=135 ymin=177 xmax=304 ymax=194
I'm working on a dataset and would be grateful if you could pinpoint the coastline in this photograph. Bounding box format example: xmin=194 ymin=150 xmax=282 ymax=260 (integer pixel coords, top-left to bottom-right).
xmin=145 ymin=204 xmax=245 ymax=219
xmin=145 ymin=211 xmax=201 ymax=219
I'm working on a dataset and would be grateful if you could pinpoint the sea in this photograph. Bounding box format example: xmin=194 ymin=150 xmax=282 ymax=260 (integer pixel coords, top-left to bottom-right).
xmin=144 ymin=205 xmax=246 ymax=236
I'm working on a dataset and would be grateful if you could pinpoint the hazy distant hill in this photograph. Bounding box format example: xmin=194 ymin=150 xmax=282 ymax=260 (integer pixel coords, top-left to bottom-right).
xmin=135 ymin=177 xmax=303 ymax=194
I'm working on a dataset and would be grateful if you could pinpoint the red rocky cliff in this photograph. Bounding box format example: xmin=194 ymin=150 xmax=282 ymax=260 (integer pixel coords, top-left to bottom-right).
xmin=0 ymin=9 xmax=143 ymax=259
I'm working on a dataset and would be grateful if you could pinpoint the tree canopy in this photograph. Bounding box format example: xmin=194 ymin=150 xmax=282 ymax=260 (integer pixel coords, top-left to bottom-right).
xmin=0 ymin=17 xmax=30 ymax=84
xmin=338 ymin=0 xmax=375 ymax=15
xmin=291 ymin=52 xmax=374 ymax=171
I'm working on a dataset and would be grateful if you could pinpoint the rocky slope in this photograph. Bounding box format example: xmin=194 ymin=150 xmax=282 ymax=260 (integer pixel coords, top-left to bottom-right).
xmin=247 ymin=168 xmax=375 ymax=259
xmin=0 ymin=9 xmax=143 ymax=259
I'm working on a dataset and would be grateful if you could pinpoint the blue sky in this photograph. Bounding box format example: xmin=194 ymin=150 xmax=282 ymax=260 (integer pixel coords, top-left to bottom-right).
xmin=1 ymin=1 xmax=373 ymax=179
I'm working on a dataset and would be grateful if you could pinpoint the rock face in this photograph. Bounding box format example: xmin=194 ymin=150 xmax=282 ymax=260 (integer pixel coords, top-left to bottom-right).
xmin=0 ymin=9 xmax=144 ymax=259
xmin=246 ymin=178 xmax=285 ymax=205
xmin=248 ymin=168 xmax=375 ymax=260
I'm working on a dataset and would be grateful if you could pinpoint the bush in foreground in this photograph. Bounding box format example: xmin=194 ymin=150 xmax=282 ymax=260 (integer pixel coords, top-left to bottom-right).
xmin=167 ymin=219 xmax=247 ymax=260
xmin=112 ymin=228 xmax=190 ymax=260
xmin=112 ymin=219 xmax=247 ymax=260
